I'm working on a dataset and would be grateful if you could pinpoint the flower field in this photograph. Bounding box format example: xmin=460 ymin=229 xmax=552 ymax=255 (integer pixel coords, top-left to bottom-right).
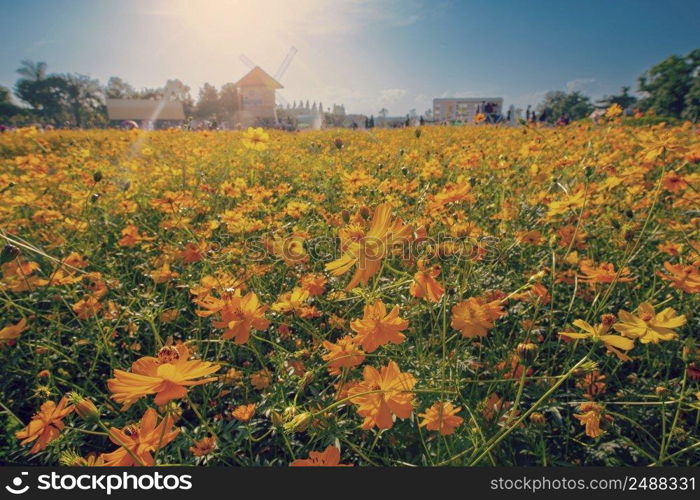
xmin=1 ymin=121 xmax=698 ymax=467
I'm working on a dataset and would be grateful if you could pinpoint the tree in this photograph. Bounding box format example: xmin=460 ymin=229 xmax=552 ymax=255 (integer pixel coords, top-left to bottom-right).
xmin=537 ymin=90 xmax=593 ymax=122
xmin=61 ymin=73 xmax=105 ymax=127
xmin=14 ymin=75 xmax=70 ymax=124
xmin=596 ymin=86 xmax=637 ymax=110
xmin=16 ymin=60 xmax=47 ymax=82
xmin=378 ymin=107 xmax=388 ymax=126
xmin=218 ymin=83 xmax=239 ymax=122
xmin=164 ymin=79 xmax=194 ymax=116
xmin=638 ymin=49 xmax=700 ymax=118
xmin=195 ymin=83 xmax=219 ymax=119
xmin=0 ymin=85 xmax=22 ymax=120
xmin=683 ymin=72 xmax=700 ymax=121
xmin=105 ymin=77 xmax=135 ymax=99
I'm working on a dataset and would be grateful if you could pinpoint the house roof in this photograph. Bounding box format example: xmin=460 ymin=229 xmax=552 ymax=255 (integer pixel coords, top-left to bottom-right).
xmin=106 ymin=99 xmax=185 ymax=120
xmin=234 ymin=66 xmax=283 ymax=89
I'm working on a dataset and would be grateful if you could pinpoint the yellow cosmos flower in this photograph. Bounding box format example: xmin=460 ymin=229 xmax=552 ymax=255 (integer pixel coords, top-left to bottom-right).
xmin=242 ymin=127 xmax=269 ymax=151
xmin=559 ymin=319 xmax=635 ymax=361
xmin=108 ymin=344 xmax=220 ymax=410
xmin=614 ymin=302 xmax=685 ymax=344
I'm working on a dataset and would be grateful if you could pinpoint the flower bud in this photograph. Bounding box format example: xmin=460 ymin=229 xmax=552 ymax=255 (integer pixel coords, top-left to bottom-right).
xmin=516 ymin=342 xmax=538 ymax=365
xmin=68 ymin=392 xmax=100 ymax=422
xmin=270 ymin=411 xmax=284 ymax=427
xmin=283 ymin=411 xmax=313 ymax=433
xmin=60 ymin=450 xmax=87 ymax=466
xmin=530 ymin=412 xmax=546 ymax=426
xmin=1 ymin=243 xmax=20 ymax=264
xmin=93 ymin=171 xmax=103 ymax=182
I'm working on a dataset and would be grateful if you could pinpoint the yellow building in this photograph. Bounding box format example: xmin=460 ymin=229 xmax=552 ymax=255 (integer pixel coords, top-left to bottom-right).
xmin=234 ymin=66 xmax=283 ymax=126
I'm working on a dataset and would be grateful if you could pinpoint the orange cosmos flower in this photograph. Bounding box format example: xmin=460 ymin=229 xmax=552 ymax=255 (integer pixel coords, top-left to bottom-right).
xmin=326 ymin=203 xmax=412 ymax=290
xmin=108 ymin=344 xmax=220 ymax=410
xmin=16 ymin=396 xmax=74 ymax=453
xmin=196 ymin=290 xmax=270 ymax=344
xmin=190 ymin=435 xmax=216 ymax=457
xmin=250 ymin=369 xmax=272 ymax=390
xmin=348 ymin=361 xmax=416 ymax=430
xmin=350 ymin=300 xmax=408 ymax=353
xmin=72 ymin=295 xmax=102 ymax=319
xmin=118 ymin=225 xmax=154 ymax=247
xmin=662 ymin=171 xmax=687 ymax=193
xmin=149 ymin=262 xmax=179 ymax=284
xmin=322 ymin=336 xmax=365 ymax=375
xmin=573 ymin=402 xmax=605 ymax=438
xmin=410 ymin=261 xmax=444 ymax=302
xmin=451 ymin=297 xmax=505 ymax=338
xmin=657 ymin=261 xmax=700 ymax=293
xmin=290 ymin=445 xmax=352 ymax=466
xmin=299 ymin=273 xmax=327 ymax=296
xmin=101 ymin=408 xmax=180 ymax=466
xmin=579 ymin=260 xmax=633 ymax=284
xmin=179 ymin=242 xmax=207 ymax=264
xmin=231 ymin=403 xmax=256 ymax=422
xmin=418 ymin=401 xmax=464 ymax=436
xmin=0 ymin=317 xmax=27 ymax=342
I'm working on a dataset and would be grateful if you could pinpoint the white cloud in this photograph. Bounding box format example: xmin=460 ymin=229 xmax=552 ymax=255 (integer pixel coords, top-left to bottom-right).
xmin=566 ymin=77 xmax=596 ymax=93
xmin=379 ymin=88 xmax=408 ymax=103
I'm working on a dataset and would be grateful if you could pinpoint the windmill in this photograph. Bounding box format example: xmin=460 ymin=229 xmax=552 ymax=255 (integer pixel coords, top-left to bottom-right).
xmin=234 ymin=47 xmax=297 ymax=126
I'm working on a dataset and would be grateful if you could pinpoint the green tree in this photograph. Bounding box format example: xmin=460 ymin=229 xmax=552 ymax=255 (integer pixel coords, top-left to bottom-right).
xmin=105 ymin=76 xmax=135 ymax=99
xmin=537 ymin=90 xmax=593 ymax=122
xmin=0 ymin=85 xmax=22 ymax=120
xmin=195 ymin=83 xmax=219 ymax=119
xmin=638 ymin=49 xmax=700 ymax=118
xmin=14 ymin=75 xmax=69 ymax=124
xmin=218 ymin=83 xmax=239 ymax=122
xmin=596 ymin=86 xmax=637 ymax=110
xmin=682 ymin=50 xmax=700 ymax=121
xmin=164 ymin=79 xmax=194 ymax=116
xmin=16 ymin=60 xmax=47 ymax=82
xmin=61 ymin=73 xmax=105 ymax=127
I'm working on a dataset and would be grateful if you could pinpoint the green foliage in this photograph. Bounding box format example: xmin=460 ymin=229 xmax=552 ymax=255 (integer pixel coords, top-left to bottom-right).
xmin=638 ymin=49 xmax=700 ymax=119
xmin=537 ymin=90 xmax=594 ymax=122
xmin=597 ymin=86 xmax=637 ymax=110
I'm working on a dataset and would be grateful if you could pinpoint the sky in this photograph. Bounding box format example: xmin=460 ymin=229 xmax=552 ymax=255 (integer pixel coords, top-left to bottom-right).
xmin=1 ymin=0 xmax=699 ymax=116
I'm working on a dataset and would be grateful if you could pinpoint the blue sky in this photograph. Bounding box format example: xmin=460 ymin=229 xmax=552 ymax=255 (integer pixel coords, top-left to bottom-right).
xmin=1 ymin=0 xmax=698 ymax=115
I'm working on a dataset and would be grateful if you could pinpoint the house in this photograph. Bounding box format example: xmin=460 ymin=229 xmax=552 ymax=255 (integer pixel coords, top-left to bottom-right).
xmin=105 ymin=99 xmax=185 ymax=129
xmin=233 ymin=66 xmax=283 ymax=127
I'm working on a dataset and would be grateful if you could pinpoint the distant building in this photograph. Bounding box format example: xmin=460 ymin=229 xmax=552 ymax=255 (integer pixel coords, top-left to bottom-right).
xmin=233 ymin=66 xmax=284 ymax=127
xmin=433 ymin=97 xmax=503 ymax=123
xmin=105 ymin=99 xmax=185 ymax=129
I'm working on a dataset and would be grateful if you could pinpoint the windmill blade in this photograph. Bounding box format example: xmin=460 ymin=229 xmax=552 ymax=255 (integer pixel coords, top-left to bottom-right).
xmin=239 ymin=54 xmax=256 ymax=69
xmin=274 ymin=46 xmax=297 ymax=81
